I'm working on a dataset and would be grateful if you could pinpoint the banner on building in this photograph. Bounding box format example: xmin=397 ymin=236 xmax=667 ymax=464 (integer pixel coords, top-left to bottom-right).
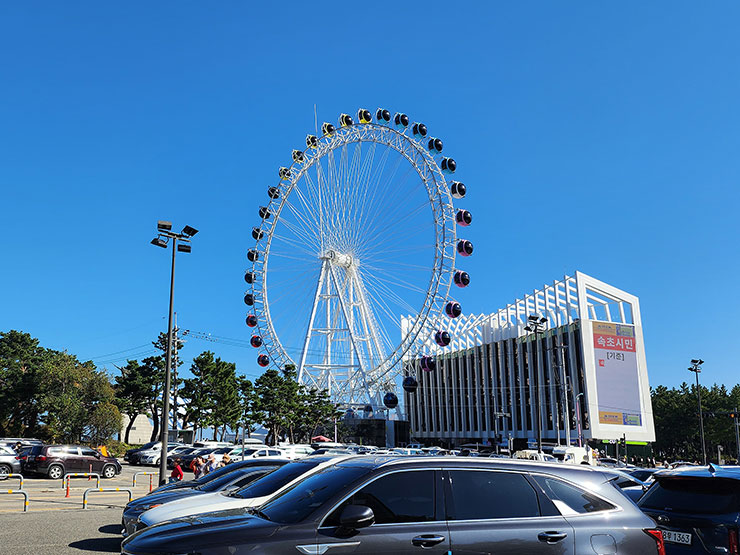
xmin=592 ymin=322 xmax=642 ymax=427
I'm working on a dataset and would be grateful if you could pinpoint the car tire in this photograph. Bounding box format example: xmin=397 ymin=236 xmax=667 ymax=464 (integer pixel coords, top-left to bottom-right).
xmin=0 ymin=463 xmax=11 ymax=479
xmin=102 ymin=464 xmax=116 ymax=479
xmin=47 ymin=464 xmax=64 ymax=480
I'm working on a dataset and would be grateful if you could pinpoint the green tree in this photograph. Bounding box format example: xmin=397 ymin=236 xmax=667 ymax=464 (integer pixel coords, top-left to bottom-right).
xmin=180 ymin=351 xmax=217 ymax=439
xmin=0 ymin=330 xmax=46 ymax=436
xmin=87 ymin=402 xmax=123 ymax=445
xmin=113 ymin=360 xmax=152 ymax=443
xmin=38 ymin=350 xmax=116 ymax=443
xmin=139 ymin=355 xmax=166 ymax=442
xmin=237 ymin=378 xmax=263 ymax=440
xmin=254 ymin=368 xmax=298 ymax=445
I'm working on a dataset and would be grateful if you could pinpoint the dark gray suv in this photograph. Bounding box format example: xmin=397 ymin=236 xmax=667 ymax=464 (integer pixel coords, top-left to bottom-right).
xmin=122 ymin=456 xmax=665 ymax=554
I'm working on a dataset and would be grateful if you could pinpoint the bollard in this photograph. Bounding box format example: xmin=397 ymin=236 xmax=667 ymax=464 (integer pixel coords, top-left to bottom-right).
xmin=82 ymin=487 xmax=133 ymax=509
xmin=0 ymin=489 xmax=29 ymax=512
xmin=132 ymin=471 xmax=158 ymax=488
xmin=62 ymin=473 xmax=101 ymax=491
xmin=4 ymin=474 xmax=24 ymax=491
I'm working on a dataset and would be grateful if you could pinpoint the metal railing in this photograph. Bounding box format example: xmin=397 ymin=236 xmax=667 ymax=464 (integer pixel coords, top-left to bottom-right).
xmin=82 ymin=487 xmax=133 ymax=509
xmin=132 ymin=471 xmax=158 ymax=492
xmin=0 ymin=488 xmax=29 ymax=512
xmin=3 ymin=473 xmax=24 ymax=490
xmin=62 ymin=472 xmax=100 ymax=490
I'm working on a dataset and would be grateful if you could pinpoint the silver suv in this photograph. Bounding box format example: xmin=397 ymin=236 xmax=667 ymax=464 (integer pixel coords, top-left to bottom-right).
xmin=0 ymin=445 xmax=22 ymax=478
xmin=122 ymin=456 xmax=666 ymax=554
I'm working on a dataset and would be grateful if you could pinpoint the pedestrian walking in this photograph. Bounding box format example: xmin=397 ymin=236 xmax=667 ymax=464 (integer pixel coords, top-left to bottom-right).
xmin=204 ymin=453 xmax=217 ymax=474
xmin=169 ymin=458 xmax=183 ymax=483
xmin=192 ymin=456 xmax=204 ymax=479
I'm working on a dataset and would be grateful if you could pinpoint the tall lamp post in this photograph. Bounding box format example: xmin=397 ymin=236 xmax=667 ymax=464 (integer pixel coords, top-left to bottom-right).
xmin=151 ymin=220 xmax=198 ymax=484
xmin=524 ymin=315 xmax=547 ymax=453
xmin=688 ymin=358 xmax=706 ymax=466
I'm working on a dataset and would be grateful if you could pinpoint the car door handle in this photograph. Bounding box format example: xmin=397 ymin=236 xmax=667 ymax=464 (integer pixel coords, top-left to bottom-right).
xmin=538 ymin=531 xmax=568 ymax=543
xmin=412 ymin=534 xmax=446 ymax=548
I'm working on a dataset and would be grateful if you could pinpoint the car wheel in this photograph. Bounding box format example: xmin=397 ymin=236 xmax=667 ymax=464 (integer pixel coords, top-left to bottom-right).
xmin=0 ymin=463 xmax=11 ymax=479
xmin=102 ymin=464 xmax=116 ymax=479
xmin=47 ymin=464 xmax=64 ymax=480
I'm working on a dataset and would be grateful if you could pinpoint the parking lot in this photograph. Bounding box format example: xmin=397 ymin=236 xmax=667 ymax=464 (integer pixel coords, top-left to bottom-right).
xmin=0 ymin=464 xmax=163 ymax=555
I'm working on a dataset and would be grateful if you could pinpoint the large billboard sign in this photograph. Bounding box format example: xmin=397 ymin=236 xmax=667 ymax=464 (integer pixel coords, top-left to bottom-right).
xmin=592 ymin=322 xmax=642 ymax=427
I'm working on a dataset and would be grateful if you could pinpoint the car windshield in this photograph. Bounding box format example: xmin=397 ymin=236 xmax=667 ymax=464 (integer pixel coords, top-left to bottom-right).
xmin=640 ymin=477 xmax=740 ymax=514
xmin=197 ymin=466 xmax=275 ymax=492
xmin=139 ymin=442 xmax=157 ymax=450
xmin=259 ymin=465 xmax=372 ymax=524
xmin=214 ymin=447 xmax=232 ymax=454
xmin=230 ymin=460 xmax=323 ymax=499
xmin=192 ymin=462 xmax=246 ymax=484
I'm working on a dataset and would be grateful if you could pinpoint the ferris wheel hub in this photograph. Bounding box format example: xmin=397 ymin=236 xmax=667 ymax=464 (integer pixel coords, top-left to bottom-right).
xmin=322 ymin=250 xmax=357 ymax=269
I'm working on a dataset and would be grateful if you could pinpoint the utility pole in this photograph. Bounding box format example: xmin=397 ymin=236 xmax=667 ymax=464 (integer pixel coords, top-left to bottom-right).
xmin=688 ymin=359 xmax=707 ymax=465
xmin=524 ymin=315 xmax=548 ymax=453
xmin=550 ymin=342 xmax=571 ymax=446
xmin=150 ymin=221 xmax=198 ymax=484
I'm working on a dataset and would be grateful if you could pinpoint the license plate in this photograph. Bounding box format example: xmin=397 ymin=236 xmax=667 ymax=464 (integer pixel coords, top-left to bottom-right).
xmin=662 ymin=530 xmax=692 ymax=545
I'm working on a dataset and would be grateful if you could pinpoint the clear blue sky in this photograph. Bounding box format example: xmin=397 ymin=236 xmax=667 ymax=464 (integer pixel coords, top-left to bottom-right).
xmin=1 ymin=2 xmax=738 ymax=389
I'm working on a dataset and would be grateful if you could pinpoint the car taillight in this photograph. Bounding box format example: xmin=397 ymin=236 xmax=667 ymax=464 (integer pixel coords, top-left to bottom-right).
xmin=644 ymin=529 xmax=666 ymax=555
xmin=36 ymin=455 xmax=47 ymax=462
xmin=729 ymin=527 xmax=739 ymax=555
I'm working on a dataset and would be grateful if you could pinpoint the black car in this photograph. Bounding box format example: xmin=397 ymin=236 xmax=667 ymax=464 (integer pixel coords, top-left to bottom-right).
xmin=122 ymin=456 xmax=665 ymax=555
xmin=22 ymin=444 xmax=122 ymax=479
xmin=122 ymin=461 xmax=289 ymax=536
xmin=638 ymin=464 xmax=740 ymax=553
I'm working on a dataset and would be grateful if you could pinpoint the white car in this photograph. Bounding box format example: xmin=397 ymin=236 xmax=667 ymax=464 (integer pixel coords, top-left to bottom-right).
xmin=137 ymin=456 xmax=352 ymax=530
xmin=139 ymin=445 xmax=191 ymax=466
xmin=227 ymin=446 xmax=283 ymax=460
xmin=277 ymin=444 xmax=314 ymax=460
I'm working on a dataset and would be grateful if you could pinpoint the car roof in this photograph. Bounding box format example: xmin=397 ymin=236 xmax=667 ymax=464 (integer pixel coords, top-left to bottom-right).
xmin=334 ymin=455 xmax=611 ymax=477
xmin=654 ymin=464 xmax=740 ymax=480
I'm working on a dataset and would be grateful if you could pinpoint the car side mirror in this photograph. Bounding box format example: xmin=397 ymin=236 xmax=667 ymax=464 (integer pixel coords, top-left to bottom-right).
xmin=339 ymin=505 xmax=374 ymax=530
xmin=95 ymin=452 xmax=101 ymax=458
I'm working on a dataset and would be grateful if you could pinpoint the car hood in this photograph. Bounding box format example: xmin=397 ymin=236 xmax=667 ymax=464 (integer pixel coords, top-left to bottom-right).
xmin=122 ymin=511 xmax=278 ymax=555
xmin=149 ymin=479 xmax=198 ymax=494
xmin=139 ymin=490 xmax=265 ymax=526
xmin=125 ymin=488 xmax=200 ymax=513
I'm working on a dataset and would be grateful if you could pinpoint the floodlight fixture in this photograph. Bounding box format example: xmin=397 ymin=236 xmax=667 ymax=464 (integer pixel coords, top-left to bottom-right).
xmin=158 ymin=221 xmax=173 ymax=232
xmin=181 ymin=225 xmax=198 ymax=237
xmin=177 ymin=243 xmax=191 ymax=253
xmin=151 ymin=237 xmax=167 ymax=248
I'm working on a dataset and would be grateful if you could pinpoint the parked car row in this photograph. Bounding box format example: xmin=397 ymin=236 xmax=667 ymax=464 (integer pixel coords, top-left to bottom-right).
xmin=121 ymin=455 xmax=667 ymax=554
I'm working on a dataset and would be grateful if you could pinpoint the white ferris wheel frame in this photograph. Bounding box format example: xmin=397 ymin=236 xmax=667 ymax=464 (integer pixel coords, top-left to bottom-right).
xmin=246 ymin=122 xmax=457 ymax=408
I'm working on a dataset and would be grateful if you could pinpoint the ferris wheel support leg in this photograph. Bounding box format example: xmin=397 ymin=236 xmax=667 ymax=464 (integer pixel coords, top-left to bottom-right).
xmin=298 ymin=259 xmax=328 ymax=385
xmin=328 ymin=265 xmax=374 ymax=404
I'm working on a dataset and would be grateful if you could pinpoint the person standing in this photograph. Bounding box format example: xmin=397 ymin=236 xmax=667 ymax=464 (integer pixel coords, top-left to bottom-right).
xmin=204 ymin=453 xmax=217 ymax=475
xmin=169 ymin=458 xmax=184 ymax=483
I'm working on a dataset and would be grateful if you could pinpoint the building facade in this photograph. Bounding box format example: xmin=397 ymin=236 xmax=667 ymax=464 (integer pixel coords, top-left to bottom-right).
xmin=402 ymin=271 xmax=655 ymax=447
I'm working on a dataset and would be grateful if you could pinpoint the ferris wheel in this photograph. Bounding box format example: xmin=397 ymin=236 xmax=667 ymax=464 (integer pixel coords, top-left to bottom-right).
xmin=244 ymin=108 xmax=473 ymax=411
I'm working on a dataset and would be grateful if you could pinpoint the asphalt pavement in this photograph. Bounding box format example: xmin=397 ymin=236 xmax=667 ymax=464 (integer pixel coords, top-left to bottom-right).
xmin=0 ymin=463 xmax=172 ymax=555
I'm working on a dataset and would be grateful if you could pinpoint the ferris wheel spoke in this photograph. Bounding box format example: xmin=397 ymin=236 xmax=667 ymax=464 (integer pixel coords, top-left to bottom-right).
xmin=270 ymin=232 xmax=321 ymax=258
xmin=357 ymin=199 xmax=432 ymax=259
xmin=359 ymin=265 xmax=428 ymax=295
xmin=279 ymin=200 xmax=323 ymax=250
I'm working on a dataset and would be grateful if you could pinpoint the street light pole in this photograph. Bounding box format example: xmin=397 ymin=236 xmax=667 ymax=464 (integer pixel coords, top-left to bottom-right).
xmin=688 ymin=359 xmax=706 ymax=466
xmin=151 ymin=221 xmax=198 ymax=484
xmin=524 ymin=315 xmax=547 ymax=453
xmin=575 ymin=392 xmax=584 ymax=447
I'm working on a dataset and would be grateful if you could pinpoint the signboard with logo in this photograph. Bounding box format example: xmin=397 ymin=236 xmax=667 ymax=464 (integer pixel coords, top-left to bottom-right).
xmin=592 ymin=322 xmax=642 ymax=427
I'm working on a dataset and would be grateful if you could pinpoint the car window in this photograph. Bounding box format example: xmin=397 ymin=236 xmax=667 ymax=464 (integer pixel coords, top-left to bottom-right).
xmin=80 ymin=447 xmax=97 ymax=457
xmin=198 ymin=467 xmax=274 ymax=492
xmin=261 ymin=465 xmax=372 ymax=525
xmin=268 ymin=450 xmax=281 ymax=456
xmin=639 ymin=478 xmax=740 ymax=515
xmin=532 ymin=475 xmax=615 ymax=515
xmin=446 ymin=470 xmax=539 ymax=520
xmin=232 ymin=460 xmax=322 ymax=499
xmin=325 ymin=470 xmax=436 ymax=526
xmin=256 ymin=450 xmax=267 ymax=457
